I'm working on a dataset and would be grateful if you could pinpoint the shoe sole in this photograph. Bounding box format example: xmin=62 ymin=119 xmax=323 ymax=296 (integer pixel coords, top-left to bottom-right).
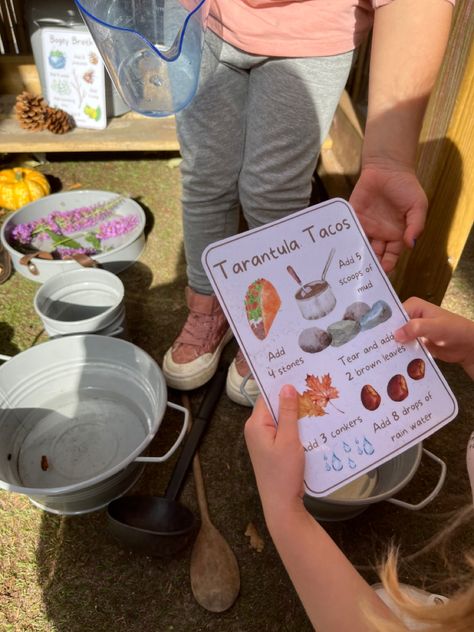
xmin=162 ymin=328 xmax=233 ymax=390
xmin=225 ymin=359 xmax=259 ymax=407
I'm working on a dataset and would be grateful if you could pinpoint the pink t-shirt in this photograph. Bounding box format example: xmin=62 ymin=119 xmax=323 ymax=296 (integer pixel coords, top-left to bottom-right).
xmin=208 ymin=0 xmax=453 ymax=57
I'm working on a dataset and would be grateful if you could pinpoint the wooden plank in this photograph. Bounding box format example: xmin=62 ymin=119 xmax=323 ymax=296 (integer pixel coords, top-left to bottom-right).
xmin=317 ymin=89 xmax=363 ymax=199
xmin=327 ymin=90 xmax=363 ymax=186
xmin=390 ymin=2 xmax=474 ymax=304
xmin=0 ymin=56 xmax=40 ymax=94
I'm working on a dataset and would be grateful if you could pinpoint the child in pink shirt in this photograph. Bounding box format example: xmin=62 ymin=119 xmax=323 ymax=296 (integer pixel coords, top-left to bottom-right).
xmin=162 ymin=0 xmax=456 ymax=406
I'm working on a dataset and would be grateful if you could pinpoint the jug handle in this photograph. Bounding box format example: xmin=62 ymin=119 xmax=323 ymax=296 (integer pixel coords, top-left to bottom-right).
xmin=135 ymin=401 xmax=190 ymax=463
xmin=385 ymin=448 xmax=447 ymax=511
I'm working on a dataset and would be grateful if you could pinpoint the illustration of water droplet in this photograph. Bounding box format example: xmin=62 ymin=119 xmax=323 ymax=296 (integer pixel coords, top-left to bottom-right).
xmin=355 ymin=438 xmax=363 ymax=455
xmin=348 ymin=458 xmax=357 ymax=469
xmin=149 ymin=75 xmax=163 ymax=87
xmin=363 ymin=436 xmax=375 ymax=455
xmin=331 ymin=453 xmax=343 ymax=471
xmin=323 ymin=454 xmax=331 ymax=471
xmin=343 ymin=441 xmax=351 ymax=453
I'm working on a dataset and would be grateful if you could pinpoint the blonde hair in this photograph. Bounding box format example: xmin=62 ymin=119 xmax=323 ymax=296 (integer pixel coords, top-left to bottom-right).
xmin=367 ymin=505 xmax=474 ymax=632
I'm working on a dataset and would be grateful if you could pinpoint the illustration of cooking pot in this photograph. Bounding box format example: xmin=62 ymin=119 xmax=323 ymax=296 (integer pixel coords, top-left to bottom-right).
xmin=288 ymin=248 xmax=336 ymax=320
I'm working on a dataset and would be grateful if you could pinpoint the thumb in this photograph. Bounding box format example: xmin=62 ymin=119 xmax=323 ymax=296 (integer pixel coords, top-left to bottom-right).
xmin=394 ymin=317 xmax=440 ymax=344
xmin=275 ymin=384 xmax=300 ymax=446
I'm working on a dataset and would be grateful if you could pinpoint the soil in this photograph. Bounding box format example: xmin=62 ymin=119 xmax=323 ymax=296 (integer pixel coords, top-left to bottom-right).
xmin=0 ymin=152 xmax=473 ymax=632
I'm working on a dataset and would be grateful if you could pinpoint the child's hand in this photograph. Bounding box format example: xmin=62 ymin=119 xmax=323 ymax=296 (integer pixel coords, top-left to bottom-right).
xmin=244 ymin=384 xmax=305 ymax=519
xmin=394 ymin=297 xmax=474 ymax=378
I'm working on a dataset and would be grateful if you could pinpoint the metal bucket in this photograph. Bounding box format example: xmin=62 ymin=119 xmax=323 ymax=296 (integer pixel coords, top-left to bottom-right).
xmin=0 ymin=335 xmax=189 ymax=515
xmin=34 ymin=268 xmax=125 ymax=337
xmin=304 ymin=445 xmax=446 ymax=521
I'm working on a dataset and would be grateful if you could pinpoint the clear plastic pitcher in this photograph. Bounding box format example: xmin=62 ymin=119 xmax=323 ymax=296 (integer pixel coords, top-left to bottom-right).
xmin=74 ymin=0 xmax=210 ymax=116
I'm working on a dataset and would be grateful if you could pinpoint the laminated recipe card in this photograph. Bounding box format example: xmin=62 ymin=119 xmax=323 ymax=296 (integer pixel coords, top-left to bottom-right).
xmin=202 ymin=199 xmax=458 ymax=497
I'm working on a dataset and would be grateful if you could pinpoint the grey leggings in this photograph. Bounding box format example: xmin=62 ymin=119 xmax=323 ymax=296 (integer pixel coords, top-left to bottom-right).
xmin=176 ymin=30 xmax=355 ymax=295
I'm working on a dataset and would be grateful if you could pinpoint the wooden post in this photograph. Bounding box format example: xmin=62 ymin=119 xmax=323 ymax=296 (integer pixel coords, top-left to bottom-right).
xmin=391 ymin=1 xmax=474 ymax=304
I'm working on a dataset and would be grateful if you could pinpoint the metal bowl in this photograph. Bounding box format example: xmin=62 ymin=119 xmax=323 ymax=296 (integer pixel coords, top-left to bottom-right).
xmin=1 ymin=190 xmax=146 ymax=283
xmin=304 ymin=444 xmax=446 ymax=521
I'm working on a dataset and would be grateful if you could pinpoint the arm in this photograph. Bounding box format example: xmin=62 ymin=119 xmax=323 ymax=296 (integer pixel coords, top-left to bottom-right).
xmin=394 ymin=297 xmax=474 ymax=379
xmin=350 ymin=0 xmax=454 ymax=273
xmin=244 ymin=386 xmax=403 ymax=632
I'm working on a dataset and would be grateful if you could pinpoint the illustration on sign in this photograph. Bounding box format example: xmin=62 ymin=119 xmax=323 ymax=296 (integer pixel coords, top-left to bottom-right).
xmin=202 ymin=198 xmax=458 ymax=497
xmin=41 ymin=28 xmax=107 ymax=130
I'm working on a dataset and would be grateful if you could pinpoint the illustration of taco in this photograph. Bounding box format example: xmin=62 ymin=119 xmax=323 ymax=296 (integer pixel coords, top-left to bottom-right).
xmin=244 ymin=278 xmax=281 ymax=340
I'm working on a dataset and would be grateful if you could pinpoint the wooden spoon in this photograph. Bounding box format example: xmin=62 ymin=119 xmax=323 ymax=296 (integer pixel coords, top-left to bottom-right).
xmin=182 ymin=393 xmax=240 ymax=613
xmin=190 ymin=451 xmax=240 ymax=612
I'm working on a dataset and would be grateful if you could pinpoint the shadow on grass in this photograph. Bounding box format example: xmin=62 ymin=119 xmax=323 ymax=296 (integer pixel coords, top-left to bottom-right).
xmin=0 ymin=322 xmax=20 ymax=358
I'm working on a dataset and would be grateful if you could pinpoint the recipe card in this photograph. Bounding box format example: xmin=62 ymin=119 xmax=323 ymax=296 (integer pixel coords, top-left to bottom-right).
xmin=202 ymin=199 xmax=458 ymax=497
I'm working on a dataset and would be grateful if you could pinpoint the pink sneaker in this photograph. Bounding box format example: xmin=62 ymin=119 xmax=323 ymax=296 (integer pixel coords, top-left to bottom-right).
xmin=226 ymin=349 xmax=260 ymax=406
xmin=162 ymin=287 xmax=233 ymax=390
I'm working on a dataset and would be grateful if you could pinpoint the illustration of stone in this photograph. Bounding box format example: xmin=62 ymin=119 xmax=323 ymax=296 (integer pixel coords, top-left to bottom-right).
xmin=298 ymin=326 xmax=332 ymax=354
xmin=360 ymin=300 xmax=392 ymax=331
xmin=343 ymin=301 xmax=370 ymax=322
xmin=328 ymin=319 xmax=360 ymax=347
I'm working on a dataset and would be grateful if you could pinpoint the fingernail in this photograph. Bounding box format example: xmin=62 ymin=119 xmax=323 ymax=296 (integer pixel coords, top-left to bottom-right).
xmin=280 ymin=384 xmax=296 ymax=398
xmin=394 ymin=327 xmax=407 ymax=342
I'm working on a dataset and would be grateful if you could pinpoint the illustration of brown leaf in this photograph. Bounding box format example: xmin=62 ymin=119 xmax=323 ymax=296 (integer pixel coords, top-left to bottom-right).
xmin=305 ymin=373 xmax=340 ymax=408
xmin=297 ymin=390 xmax=326 ymax=419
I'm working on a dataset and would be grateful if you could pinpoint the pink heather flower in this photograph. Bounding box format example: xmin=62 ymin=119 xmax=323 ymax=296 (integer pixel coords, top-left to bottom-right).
xmin=56 ymin=246 xmax=98 ymax=258
xmin=8 ymin=196 xmax=141 ymax=260
xmin=96 ymin=214 xmax=139 ymax=240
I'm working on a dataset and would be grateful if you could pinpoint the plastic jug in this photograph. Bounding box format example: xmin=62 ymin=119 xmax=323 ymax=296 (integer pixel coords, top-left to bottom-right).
xmin=74 ymin=0 xmax=210 ymax=116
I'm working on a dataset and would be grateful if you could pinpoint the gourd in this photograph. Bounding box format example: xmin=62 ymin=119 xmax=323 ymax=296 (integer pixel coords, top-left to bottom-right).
xmin=0 ymin=167 xmax=51 ymax=210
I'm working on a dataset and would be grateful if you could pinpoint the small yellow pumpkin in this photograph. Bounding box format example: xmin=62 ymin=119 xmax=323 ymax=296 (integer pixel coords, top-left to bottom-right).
xmin=0 ymin=167 xmax=51 ymax=210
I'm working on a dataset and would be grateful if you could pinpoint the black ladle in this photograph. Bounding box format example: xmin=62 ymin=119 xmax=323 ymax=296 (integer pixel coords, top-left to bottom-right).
xmin=107 ymin=364 xmax=227 ymax=557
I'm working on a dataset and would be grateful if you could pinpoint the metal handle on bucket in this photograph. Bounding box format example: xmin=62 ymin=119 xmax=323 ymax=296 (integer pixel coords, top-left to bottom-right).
xmin=386 ymin=448 xmax=447 ymax=511
xmin=135 ymin=401 xmax=189 ymax=463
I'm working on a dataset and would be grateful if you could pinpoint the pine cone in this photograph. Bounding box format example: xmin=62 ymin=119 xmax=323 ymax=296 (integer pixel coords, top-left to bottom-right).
xmin=15 ymin=91 xmax=49 ymax=131
xmin=45 ymin=106 xmax=74 ymax=134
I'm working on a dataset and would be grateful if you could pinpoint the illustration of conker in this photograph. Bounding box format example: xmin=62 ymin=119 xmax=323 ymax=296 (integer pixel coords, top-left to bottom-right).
xmin=361 ymin=385 xmax=381 ymax=411
xmin=407 ymin=358 xmax=425 ymax=380
xmin=387 ymin=374 xmax=409 ymax=402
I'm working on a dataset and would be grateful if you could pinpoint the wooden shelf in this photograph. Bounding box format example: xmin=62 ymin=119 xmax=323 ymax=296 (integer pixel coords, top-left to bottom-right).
xmin=0 ymin=95 xmax=179 ymax=153
xmin=0 ymin=56 xmax=179 ymax=153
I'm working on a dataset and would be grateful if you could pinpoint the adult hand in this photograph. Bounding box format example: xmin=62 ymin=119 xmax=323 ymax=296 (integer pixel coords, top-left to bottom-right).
xmin=349 ymin=164 xmax=428 ymax=274
xmin=244 ymin=384 xmax=305 ymax=517
xmin=394 ymin=297 xmax=474 ymax=378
